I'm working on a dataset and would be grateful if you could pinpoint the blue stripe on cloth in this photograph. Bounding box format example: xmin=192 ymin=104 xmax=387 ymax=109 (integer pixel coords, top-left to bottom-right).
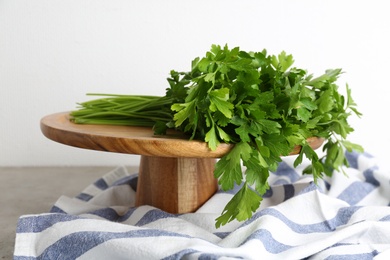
xmin=111 ymin=174 xmax=138 ymax=186
xmin=240 ymin=206 xmax=361 ymax=233
xmin=273 ymin=179 xmax=290 ymax=185
xmin=297 ymin=182 xmax=320 ymax=195
xmin=337 ymin=182 xmax=376 ymax=205
xmin=112 ymin=174 xmax=138 ymax=191
xmin=213 ymin=232 xmax=230 ymax=239
xmin=345 ymin=150 xmax=360 ymax=169
xmin=324 ymin=250 xmax=379 ymax=260
xmin=240 ymin=228 xmax=293 ymax=253
xmin=163 ymin=250 xmax=244 ymax=260
xmin=135 ymin=209 xmax=175 ymax=226
xmin=324 ymin=180 xmax=331 ymax=191
xmin=379 ymin=215 xmax=390 ymax=221
xmin=283 ymin=184 xmax=295 ymax=201
xmin=262 ymin=186 xmax=273 ymax=198
xmin=117 ymin=207 xmax=137 ymax=222
xmin=32 ymin=229 xmax=191 ymax=260
xmin=14 ymin=257 xmax=34 ymax=260
xmin=94 ymin=178 xmax=109 ymax=190
xmin=161 ymin=249 xmax=200 ymax=260
xmin=345 ymin=150 xmax=374 ymax=170
xmin=50 ymin=206 xmax=66 ymax=214
xmin=199 ymin=253 xmax=243 ymax=260
xmin=272 ymin=161 xmax=300 ymax=183
xmin=82 ymin=207 xmax=139 ymax=222
xmin=87 ymin=208 xmax=121 ymax=221
xmin=75 ymin=192 xmax=93 ymax=202
xmin=16 ymin=214 xmax=80 ymax=233
xmin=363 ymin=166 xmax=380 ymax=186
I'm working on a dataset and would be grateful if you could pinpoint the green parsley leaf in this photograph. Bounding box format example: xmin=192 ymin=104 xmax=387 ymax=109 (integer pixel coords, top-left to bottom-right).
xmin=209 ymin=88 xmax=234 ymax=118
xmin=215 ymin=183 xmax=261 ymax=228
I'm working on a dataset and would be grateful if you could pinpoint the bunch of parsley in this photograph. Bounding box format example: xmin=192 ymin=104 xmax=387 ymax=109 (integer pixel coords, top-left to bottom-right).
xmin=71 ymin=44 xmax=363 ymax=227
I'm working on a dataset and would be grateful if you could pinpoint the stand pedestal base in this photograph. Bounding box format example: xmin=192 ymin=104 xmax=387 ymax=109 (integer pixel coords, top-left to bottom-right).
xmin=135 ymin=156 xmax=218 ymax=214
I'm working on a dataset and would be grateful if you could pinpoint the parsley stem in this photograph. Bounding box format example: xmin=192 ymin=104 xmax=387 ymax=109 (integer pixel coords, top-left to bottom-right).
xmin=70 ymin=95 xmax=173 ymax=126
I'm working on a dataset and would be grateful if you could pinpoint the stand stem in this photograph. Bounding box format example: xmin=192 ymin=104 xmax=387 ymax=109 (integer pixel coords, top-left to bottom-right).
xmin=135 ymin=156 xmax=218 ymax=213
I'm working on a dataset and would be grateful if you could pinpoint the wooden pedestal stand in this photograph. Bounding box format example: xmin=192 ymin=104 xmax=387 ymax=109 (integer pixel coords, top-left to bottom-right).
xmin=40 ymin=112 xmax=324 ymax=214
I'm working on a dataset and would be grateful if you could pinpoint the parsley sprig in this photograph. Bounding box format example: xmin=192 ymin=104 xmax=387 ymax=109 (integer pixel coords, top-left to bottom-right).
xmin=71 ymin=44 xmax=363 ymax=228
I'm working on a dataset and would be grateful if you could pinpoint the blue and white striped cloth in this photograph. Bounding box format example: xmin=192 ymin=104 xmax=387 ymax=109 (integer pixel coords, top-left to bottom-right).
xmin=14 ymin=151 xmax=390 ymax=259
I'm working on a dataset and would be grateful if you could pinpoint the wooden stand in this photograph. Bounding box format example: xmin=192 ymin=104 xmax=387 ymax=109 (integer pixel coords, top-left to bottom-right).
xmin=136 ymin=156 xmax=217 ymax=213
xmin=40 ymin=112 xmax=324 ymax=214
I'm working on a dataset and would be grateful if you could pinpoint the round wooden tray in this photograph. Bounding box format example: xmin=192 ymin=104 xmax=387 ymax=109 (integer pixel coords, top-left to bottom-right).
xmin=40 ymin=112 xmax=233 ymax=158
xmin=41 ymin=112 xmax=324 ymax=213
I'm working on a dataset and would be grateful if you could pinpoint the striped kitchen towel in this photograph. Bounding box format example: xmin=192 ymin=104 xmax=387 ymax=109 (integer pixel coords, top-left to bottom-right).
xmin=14 ymin=151 xmax=390 ymax=259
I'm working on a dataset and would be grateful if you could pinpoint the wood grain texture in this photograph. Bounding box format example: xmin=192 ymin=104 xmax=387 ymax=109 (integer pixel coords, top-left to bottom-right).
xmin=41 ymin=112 xmax=324 ymax=158
xmin=40 ymin=112 xmax=232 ymax=158
xmin=136 ymin=156 xmax=218 ymax=213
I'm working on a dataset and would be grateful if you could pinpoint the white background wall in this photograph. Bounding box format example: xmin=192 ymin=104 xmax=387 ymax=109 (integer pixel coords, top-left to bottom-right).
xmin=1 ymin=0 xmax=389 ymax=167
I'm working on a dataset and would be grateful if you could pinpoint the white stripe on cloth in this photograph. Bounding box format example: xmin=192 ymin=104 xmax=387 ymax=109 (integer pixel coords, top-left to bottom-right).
xmin=14 ymin=151 xmax=390 ymax=259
